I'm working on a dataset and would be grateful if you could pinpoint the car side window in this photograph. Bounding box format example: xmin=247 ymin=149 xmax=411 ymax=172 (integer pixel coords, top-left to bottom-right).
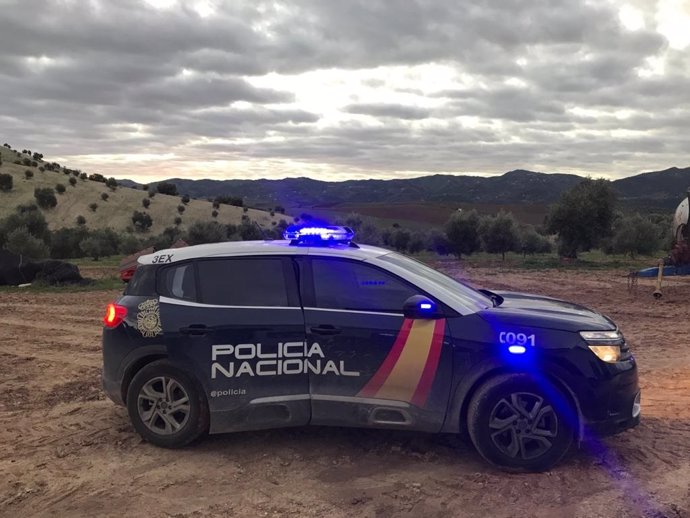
xmin=311 ymin=258 xmax=418 ymax=312
xmin=157 ymin=263 xmax=197 ymax=301
xmin=196 ymin=257 xmax=296 ymax=307
xmin=125 ymin=265 xmax=157 ymax=296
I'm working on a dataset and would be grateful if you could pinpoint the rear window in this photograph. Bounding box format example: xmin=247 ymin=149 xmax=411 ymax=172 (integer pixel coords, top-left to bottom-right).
xmin=196 ymin=258 xmax=295 ymax=307
xmin=157 ymin=263 xmax=197 ymax=301
xmin=125 ymin=265 xmax=157 ymax=296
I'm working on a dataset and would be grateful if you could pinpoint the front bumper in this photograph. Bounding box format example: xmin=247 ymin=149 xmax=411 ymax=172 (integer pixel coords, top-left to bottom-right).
xmin=585 ymin=389 xmax=641 ymax=436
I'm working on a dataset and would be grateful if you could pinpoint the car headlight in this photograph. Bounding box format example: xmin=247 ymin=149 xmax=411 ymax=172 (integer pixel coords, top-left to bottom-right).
xmin=587 ymin=345 xmax=622 ymax=363
xmin=580 ymin=330 xmax=624 ymax=363
xmin=579 ymin=330 xmax=622 ymax=342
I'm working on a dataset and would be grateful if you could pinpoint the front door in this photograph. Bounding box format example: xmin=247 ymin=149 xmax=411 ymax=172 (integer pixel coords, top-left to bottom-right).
xmin=299 ymin=257 xmax=453 ymax=432
xmin=158 ymin=256 xmax=310 ymax=433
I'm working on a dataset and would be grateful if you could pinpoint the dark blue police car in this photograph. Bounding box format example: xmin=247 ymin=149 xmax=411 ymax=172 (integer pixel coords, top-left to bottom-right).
xmin=102 ymin=226 xmax=640 ymax=471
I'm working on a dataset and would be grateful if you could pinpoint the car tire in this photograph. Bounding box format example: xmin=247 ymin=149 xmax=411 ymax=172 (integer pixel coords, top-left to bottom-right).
xmin=467 ymin=373 xmax=575 ymax=472
xmin=126 ymin=360 xmax=209 ymax=448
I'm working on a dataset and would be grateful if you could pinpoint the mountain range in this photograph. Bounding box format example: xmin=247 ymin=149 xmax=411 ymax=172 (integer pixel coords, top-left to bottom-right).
xmin=120 ymin=167 xmax=690 ymax=212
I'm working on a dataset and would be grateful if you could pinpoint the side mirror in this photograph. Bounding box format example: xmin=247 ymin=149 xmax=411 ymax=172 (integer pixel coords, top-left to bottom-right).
xmin=403 ymin=295 xmax=443 ymax=320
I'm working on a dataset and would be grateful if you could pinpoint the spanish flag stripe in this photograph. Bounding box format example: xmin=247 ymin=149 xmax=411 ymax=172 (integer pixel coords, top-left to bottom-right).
xmin=373 ymin=319 xmax=436 ymax=402
xmin=358 ymin=318 xmax=414 ymax=397
xmin=409 ymin=319 xmax=446 ymax=407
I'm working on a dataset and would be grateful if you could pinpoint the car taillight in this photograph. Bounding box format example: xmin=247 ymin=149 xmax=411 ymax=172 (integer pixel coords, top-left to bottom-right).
xmin=103 ymin=303 xmax=127 ymax=328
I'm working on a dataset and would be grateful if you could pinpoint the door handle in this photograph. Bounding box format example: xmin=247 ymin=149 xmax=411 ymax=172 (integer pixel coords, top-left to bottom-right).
xmin=180 ymin=324 xmax=208 ymax=336
xmin=310 ymin=325 xmax=342 ymax=336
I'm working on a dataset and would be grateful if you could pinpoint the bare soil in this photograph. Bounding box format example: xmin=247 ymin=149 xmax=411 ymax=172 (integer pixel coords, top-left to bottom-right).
xmin=1 ymin=268 xmax=689 ymax=518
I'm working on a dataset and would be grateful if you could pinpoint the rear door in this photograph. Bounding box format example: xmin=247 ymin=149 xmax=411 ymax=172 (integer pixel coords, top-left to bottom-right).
xmin=158 ymin=256 xmax=310 ymax=433
xmin=300 ymin=257 xmax=453 ymax=432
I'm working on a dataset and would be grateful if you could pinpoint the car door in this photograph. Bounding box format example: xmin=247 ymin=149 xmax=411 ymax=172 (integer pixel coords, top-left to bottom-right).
xmin=158 ymin=256 xmax=310 ymax=434
xmin=300 ymin=256 xmax=453 ymax=432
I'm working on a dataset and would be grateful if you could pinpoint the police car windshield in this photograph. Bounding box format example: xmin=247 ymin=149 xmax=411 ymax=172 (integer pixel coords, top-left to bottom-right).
xmin=378 ymin=252 xmax=492 ymax=309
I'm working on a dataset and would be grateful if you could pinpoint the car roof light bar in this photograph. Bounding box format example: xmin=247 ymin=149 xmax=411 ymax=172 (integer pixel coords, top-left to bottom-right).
xmin=284 ymin=225 xmax=357 ymax=246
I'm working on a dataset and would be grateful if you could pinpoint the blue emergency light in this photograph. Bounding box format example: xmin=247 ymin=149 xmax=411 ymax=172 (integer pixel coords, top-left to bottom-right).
xmin=284 ymin=225 xmax=356 ymax=246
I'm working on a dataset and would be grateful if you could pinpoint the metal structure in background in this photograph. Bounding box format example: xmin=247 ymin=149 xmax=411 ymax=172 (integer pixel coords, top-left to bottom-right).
xmin=633 ymin=188 xmax=690 ymax=298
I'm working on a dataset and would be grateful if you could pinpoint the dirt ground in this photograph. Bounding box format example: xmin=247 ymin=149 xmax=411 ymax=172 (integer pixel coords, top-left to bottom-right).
xmin=1 ymin=266 xmax=689 ymax=518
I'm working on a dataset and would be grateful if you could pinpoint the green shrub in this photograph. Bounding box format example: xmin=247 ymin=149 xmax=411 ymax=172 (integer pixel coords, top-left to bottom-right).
xmin=0 ymin=173 xmax=12 ymax=192
xmin=174 ymin=216 xmax=182 ymax=226
xmin=25 ymin=169 xmax=34 ymax=179
xmin=89 ymin=203 xmax=98 ymax=212
xmin=142 ymin=198 xmax=151 ymax=209
xmin=132 ymin=210 xmax=153 ymax=232
xmin=69 ymin=177 xmax=77 ymax=187
xmin=211 ymin=210 xmax=218 ymax=218
xmin=181 ymin=194 xmax=190 ymax=204
xmin=6 ymin=226 xmax=49 ymax=259
xmin=445 ymin=209 xmax=481 ymax=258
xmin=186 ymin=221 xmax=227 ymax=245
xmin=177 ymin=204 xmax=185 ymax=214
xmin=34 ymin=187 xmax=57 ymax=209
xmin=55 ymin=183 xmax=66 ymax=194
xmin=76 ymin=215 xmax=86 ymax=226
xmin=157 ymin=182 xmax=178 ymax=196
xmin=101 ymin=192 xmax=109 ymax=201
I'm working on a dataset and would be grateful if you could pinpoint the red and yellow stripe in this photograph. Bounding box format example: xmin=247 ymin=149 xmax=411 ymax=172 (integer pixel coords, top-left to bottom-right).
xmin=358 ymin=318 xmax=446 ymax=407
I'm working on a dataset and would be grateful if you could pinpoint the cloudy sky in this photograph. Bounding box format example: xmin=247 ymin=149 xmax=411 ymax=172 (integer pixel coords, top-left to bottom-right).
xmin=1 ymin=0 xmax=689 ymax=182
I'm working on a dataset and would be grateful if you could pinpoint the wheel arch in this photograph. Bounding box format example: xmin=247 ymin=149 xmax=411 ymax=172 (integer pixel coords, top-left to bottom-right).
xmin=118 ymin=346 xmax=168 ymax=404
xmin=442 ymin=360 xmax=584 ymax=440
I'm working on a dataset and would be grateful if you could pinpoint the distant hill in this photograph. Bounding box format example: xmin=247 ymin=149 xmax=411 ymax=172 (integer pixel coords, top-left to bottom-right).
xmin=120 ymin=169 xmax=585 ymax=208
xmin=120 ymin=166 xmax=690 ymax=213
xmin=0 ymin=146 xmax=285 ymax=234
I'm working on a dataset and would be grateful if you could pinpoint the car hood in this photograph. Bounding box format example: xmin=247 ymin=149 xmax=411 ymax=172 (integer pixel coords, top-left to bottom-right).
xmin=477 ymin=290 xmax=616 ymax=332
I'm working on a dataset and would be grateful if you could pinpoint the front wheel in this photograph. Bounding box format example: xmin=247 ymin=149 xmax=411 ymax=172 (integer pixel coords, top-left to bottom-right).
xmin=126 ymin=360 xmax=209 ymax=448
xmin=467 ymin=373 xmax=575 ymax=472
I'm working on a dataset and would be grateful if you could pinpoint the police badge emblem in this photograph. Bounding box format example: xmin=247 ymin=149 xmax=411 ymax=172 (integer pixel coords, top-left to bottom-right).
xmin=136 ymin=299 xmax=163 ymax=338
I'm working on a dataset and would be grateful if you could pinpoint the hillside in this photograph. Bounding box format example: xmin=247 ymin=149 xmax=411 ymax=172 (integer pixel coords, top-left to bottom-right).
xmin=121 ymin=167 xmax=690 ymax=213
xmin=0 ymin=146 xmax=286 ymax=234
xmin=121 ymin=169 xmax=584 ymax=209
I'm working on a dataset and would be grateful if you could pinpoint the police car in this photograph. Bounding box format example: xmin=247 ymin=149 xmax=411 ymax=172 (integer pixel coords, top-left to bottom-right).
xmin=102 ymin=226 xmax=640 ymax=471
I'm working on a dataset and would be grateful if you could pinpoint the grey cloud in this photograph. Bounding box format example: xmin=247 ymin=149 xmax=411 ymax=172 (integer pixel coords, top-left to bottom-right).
xmin=344 ymin=103 xmax=431 ymax=120
xmin=0 ymin=0 xmax=688 ymax=180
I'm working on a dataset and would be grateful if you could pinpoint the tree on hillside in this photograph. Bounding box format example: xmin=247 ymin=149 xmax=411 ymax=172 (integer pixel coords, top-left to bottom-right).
xmin=69 ymin=177 xmax=77 ymax=187
xmin=76 ymin=215 xmax=86 ymax=226
xmin=89 ymin=173 xmax=106 ymax=183
xmin=391 ymin=228 xmax=411 ymax=252
xmin=174 ymin=216 xmax=182 ymax=226
xmin=80 ymin=236 xmax=108 ymax=260
xmin=186 ymin=221 xmax=227 ymax=245
xmin=211 ymin=210 xmax=218 ymax=218
xmin=605 ymin=214 xmax=660 ymax=258
xmin=157 ymin=182 xmax=178 ymax=196
xmin=546 ymin=178 xmax=616 ymax=259
xmin=181 ymin=194 xmax=190 ymax=204
xmin=479 ymin=211 xmax=520 ymax=260
xmin=132 ymin=211 xmax=153 ymax=232
xmin=177 ymin=204 xmax=185 ymax=214
xmin=0 ymin=204 xmax=50 ymax=248
xmin=214 ymin=195 xmax=243 ymax=207
xmin=101 ymin=192 xmax=109 ymax=201
xmin=445 ymin=209 xmax=481 ymax=258
xmin=5 ymin=227 xmax=49 ymax=259
xmin=89 ymin=203 xmax=98 ymax=212
xmin=55 ymin=183 xmax=66 ymax=194
xmin=0 ymin=173 xmax=13 ymax=192
xmin=79 ymin=172 xmax=87 ymax=180
xmin=25 ymin=169 xmax=34 ymax=179
xmin=142 ymin=198 xmax=151 ymax=209
xmin=105 ymin=177 xmax=118 ymax=190
xmin=34 ymin=187 xmax=58 ymax=209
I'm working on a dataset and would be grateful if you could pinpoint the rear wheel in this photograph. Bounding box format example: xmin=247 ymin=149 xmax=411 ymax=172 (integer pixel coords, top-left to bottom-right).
xmin=127 ymin=360 xmax=209 ymax=448
xmin=467 ymin=373 xmax=574 ymax=472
